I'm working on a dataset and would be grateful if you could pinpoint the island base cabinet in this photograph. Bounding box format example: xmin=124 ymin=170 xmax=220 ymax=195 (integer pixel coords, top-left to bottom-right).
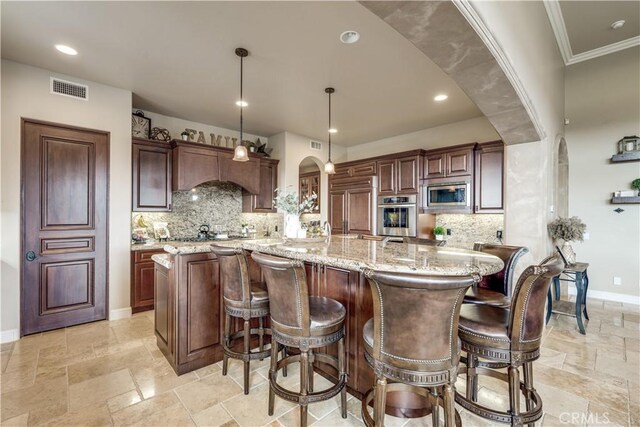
xmin=155 ymin=253 xmax=223 ymax=375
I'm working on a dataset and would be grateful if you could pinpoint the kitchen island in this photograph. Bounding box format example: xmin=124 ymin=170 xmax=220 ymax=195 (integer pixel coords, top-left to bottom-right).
xmin=151 ymin=237 xmax=503 ymax=399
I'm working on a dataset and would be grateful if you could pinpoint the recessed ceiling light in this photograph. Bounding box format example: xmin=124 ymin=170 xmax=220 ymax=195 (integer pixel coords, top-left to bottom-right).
xmin=55 ymin=44 xmax=78 ymax=56
xmin=235 ymin=100 xmax=248 ymax=107
xmin=434 ymin=94 xmax=448 ymax=102
xmin=340 ymin=31 xmax=360 ymax=44
xmin=611 ymin=20 xmax=625 ymax=30
xmin=328 ymin=128 xmax=338 ymax=134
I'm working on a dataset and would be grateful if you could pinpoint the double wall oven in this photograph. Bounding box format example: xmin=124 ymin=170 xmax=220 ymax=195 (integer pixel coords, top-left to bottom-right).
xmin=377 ymin=195 xmax=417 ymax=237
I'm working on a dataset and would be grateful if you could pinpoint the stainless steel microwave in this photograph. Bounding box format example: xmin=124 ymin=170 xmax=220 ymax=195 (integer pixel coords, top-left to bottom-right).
xmin=423 ymin=179 xmax=471 ymax=211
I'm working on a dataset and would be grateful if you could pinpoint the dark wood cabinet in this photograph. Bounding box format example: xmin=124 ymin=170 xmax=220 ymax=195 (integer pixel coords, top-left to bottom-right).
xmin=243 ymin=158 xmax=279 ymax=213
xmin=328 ymin=177 xmax=377 ymax=235
xmin=155 ymin=252 xmax=223 ymax=375
xmin=333 ymin=160 xmax=377 ymax=180
xmin=132 ymin=139 xmax=172 ymax=211
xmin=172 ymin=143 xmax=219 ymax=191
xmin=424 ymin=146 xmax=474 ymax=179
xmin=377 ymin=155 xmax=420 ymax=195
xmin=219 ymin=152 xmax=260 ymax=195
xmin=474 ymin=141 xmax=504 ymax=213
xmin=299 ymin=171 xmax=320 ymax=212
xmin=131 ymin=249 xmax=163 ymax=313
xmin=329 ymin=191 xmax=346 ymax=234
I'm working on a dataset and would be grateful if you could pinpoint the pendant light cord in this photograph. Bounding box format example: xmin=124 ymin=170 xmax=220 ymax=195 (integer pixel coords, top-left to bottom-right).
xmin=328 ymin=90 xmax=332 ymax=161
xmin=240 ymin=54 xmax=243 ymax=147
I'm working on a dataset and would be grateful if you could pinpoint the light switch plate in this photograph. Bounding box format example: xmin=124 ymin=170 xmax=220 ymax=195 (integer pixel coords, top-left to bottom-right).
xmin=613 ymin=277 xmax=622 ymax=286
xmin=583 ymin=232 xmax=590 ymax=240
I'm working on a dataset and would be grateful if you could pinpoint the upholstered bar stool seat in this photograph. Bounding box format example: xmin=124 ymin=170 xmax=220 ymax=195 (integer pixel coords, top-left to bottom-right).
xmin=251 ymin=252 xmax=347 ymax=427
xmin=361 ymin=270 xmax=479 ymax=427
xmin=211 ymin=245 xmax=275 ymax=395
xmin=456 ymin=255 xmax=564 ymax=426
xmin=463 ymin=244 xmax=528 ymax=308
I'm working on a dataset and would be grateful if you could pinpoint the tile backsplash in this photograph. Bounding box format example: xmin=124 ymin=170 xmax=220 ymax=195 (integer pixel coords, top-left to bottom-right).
xmin=132 ymin=181 xmax=283 ymax=239
xmin=435 ymin=213 xmax=504 ymax=249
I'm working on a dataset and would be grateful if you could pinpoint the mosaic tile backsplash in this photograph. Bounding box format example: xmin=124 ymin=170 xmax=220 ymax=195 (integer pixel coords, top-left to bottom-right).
xmin=435 ymin=213 xmax=504 ymax=249
xmin=132 ymin=181 xmax=283 ymax=239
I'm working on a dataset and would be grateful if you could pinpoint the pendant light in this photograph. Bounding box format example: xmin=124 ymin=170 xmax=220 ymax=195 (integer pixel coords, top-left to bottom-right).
xmin=233 ymin=47 xmax=250 ymax=162
xmin=324 ymin=87 xmax=336 ymax=174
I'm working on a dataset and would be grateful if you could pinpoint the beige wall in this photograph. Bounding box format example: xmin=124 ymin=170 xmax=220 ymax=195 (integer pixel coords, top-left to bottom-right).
xmin=565 ymin=47 xmax=640 ymax=300
xmin=346 ymin=116 xmax=499 ymax=161
xmin=469 ymin=1 xmax=566 ymax=271
xmin=1 ymin=60 xmax=132 ymax=340
xmin=268 ymin=131 xmax=347 ymax=223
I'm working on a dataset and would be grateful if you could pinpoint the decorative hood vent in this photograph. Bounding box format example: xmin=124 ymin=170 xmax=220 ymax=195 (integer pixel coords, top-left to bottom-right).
xmin=50 ymin=77 xmax=88 ymax=100
xmin=310 ymin=140 xmax=322 ymax=151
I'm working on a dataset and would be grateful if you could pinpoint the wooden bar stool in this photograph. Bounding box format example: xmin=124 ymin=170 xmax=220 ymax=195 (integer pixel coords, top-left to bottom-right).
xmin=456 ymin=255 xmax=564 ymax=426
xmin=463 ymin=244 xmax=528 ymax=308
xmin=211 ymin=245 xmax=273 ymax=395
xmin=361 ymin=269 xmax=479 ymax=427
xmin=251 ymin=252 xmax=347 ymax=427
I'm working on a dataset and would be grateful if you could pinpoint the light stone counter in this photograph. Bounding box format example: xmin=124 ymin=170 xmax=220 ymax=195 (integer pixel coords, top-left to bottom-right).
xmin=151 ymin=253 xmax=172 ymax=269
xmin=212 ymin=236 xmax=504 ymax=277
xmin=131 ymin=240 xmax=182 ymax=251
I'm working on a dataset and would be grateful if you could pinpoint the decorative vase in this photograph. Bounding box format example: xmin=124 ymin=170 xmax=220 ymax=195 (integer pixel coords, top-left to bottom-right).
xmin=561 ymin=241 xmax=576 ymax=264
xmin=435 ymin=234 xmax=444 ymax=241
xmin=285 ymin=214 xmax=301 ymax=239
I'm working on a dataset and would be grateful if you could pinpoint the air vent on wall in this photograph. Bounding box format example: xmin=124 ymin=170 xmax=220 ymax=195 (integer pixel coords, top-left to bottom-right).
xmin=50 ymin=77 xmax=88 ymax=100
xmin=310 ymin=140 xmax=322 ymax=151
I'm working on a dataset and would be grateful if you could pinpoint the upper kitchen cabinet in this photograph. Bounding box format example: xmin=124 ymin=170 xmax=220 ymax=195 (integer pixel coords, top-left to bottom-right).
xmin=171 ymin=141 xmax=219 ymax=191
xmin=132 ymin=139 xmax=172 ymax=211
xmin=218 ymin=151 xmax=260 ymax=195
xmin=474 ymin=141 xmax=504 ymax=213
xmin=299 ymin=171 xmax=320 ymax=212
xmin=328 ymin=175 xmax=377 ymax=235
xmin=243 ymin=158 xmax=279 ymax=213
xmin=334 ymin=160 xmax=377 ymax=180
xmin=424 ymin=145 xmax=474 ymax=179
xmin=377 ymin=153 xmax=421 ymax=195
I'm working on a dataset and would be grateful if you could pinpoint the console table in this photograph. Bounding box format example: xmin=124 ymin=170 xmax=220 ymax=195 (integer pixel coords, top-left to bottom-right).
xmin=546 ymin=262 xmax=590 ymax=334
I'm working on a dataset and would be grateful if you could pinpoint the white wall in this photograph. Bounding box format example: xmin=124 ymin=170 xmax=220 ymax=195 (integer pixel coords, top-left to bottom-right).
xmin=469 ymin=1 xmax=565 ymax=270
xmin=565 ymin=47 xmax=640 ymax=300
xmin=1 ymin=60 xmax=132 ymax=340
xmin=346 ymin=116 xmax=499 ymax=161
xmin=136 ymin=109 xmax=267 ymax=146
xmin=269 ymin=131 xmax=347 ymax=222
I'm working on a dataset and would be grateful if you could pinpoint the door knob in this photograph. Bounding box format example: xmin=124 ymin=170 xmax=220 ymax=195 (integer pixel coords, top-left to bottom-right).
xmin=25 ymin=251 xmax=37 ymax=261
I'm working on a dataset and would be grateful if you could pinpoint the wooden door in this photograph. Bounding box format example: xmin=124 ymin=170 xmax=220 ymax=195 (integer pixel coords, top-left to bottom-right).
xmin=329 ymin=191 xmax=346 ymax=234
xmin=424 ymin=153 xmax=446 ymax=178
xmin=474 ymin=143 xmax=504 ymax=213
xmin=377 ymin=160 xmax=396 ymax=195
xmin=347 ymin=188 xmax=375 ymax=235
xmin=21 ymin=119 xmax=109 ymax=335
xmin=397 ymin=156 xmax=419 ymax=193
xmin=446 ymin=148 xmax=473 ymax=177
xmin=132 ymin=140 xmax=172 ymax=211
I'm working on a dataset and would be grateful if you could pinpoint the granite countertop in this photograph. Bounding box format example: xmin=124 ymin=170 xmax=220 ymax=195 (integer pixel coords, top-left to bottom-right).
xmin=151 ymin=253 xmax=172 ymax=269
xmin=211 ymin=236 xmax=504 ymax=276
xmin=131 ymin=240 xmax=181 ymax=251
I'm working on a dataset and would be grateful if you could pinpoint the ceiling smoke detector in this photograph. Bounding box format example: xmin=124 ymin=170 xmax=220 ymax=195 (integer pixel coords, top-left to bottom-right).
xmin=340 ymin=31 xmax=360 ymax=44
xmin=611 ymin=20 xmax=625 ymax=30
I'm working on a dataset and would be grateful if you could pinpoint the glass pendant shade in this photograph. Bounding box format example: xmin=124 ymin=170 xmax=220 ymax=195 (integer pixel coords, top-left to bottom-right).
xmin=233 ymin=144 xmax=249 ymax=162
xmin=324 ymin=160 xmax=335 ymax=174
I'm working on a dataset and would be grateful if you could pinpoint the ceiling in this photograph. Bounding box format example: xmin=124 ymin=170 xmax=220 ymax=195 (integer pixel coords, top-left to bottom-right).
xmin=546 ymin=0 xmax=640 ymax=65
xmin=1 ymin=1 xmax=484 ymax=146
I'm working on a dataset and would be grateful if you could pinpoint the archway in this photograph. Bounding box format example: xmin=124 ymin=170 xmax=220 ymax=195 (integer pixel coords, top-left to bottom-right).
xmin=298 ymin=156 xmax=323 ymax=223
xmin=556 ymin=137 xmax=569 ymax=217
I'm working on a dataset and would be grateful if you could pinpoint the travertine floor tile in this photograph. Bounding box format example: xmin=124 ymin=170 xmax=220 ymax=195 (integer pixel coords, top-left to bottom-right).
xmin=594 ymin=354 xmax=639 ymax=385
xmin=45 ymin=403 xmax=112 ymax=427
xmin=311 ymin=407 xmax=364 ymax=427
xmin=192 ymin=403 xmax=236 ymax=427
xmin=535 ymin=382 xmax=589 ymax=420
xmin=107 ymin=389 xmax=143 ymax=413
xmin=69 ymin=368 xmax=136 ymax=411
xmin=111 ymin=391 xmax=195 ymax=427
xmin=274 ymin=406 xmax=319 ymax=427
xmin=174 ymin=372 xmax=243 ymax=415
xmin=37 ymin=343 xmax=96 ymax=371
xmin=222 ymin=381 xmax=295 ymax=426
xmin=67 ymin=344 xmax=151 ymax=385
xmin=0 ymin=412 xmax=29 ymax=427
xmin=131 ymin=357 xmax=198 ymax=399
xmin=0 ymin=366 xmax=67 ymax=421
xmin=587 ymin=401 xmax=629 ymax=427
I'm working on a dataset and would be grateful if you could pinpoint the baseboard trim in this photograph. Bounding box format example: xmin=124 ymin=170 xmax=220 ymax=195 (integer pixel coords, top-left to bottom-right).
xmin=0 ymin=329 xmax=20 ymax=344
xmin=109 ymin=307 xmax=132 ymax=321
xmin=568 ymin=287 xmax=640 ymax=305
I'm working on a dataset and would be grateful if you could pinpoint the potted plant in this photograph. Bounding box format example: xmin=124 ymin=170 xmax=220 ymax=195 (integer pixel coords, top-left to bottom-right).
xmin=547 ymin=216 xmax=586 ymax=263
xmin=273 ymin=188 xmax=317 ymax=238
xmin=433 ymin=226 xmax=446 ymax=241
xmin=632 ymin=178 xmax=640 ymax=196
xmin=180 ymin=130 xmax=190 ymax=141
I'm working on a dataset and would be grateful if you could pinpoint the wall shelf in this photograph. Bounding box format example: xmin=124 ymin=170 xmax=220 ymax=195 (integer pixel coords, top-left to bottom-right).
xmin=611 ymin=196 xmax=640 ymax=204
xmin=611 ymin=152 xmax=640 ymax=162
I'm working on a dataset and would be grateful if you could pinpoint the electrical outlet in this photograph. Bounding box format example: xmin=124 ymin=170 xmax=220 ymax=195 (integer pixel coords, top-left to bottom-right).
xmin=496 ymin=230 xmax=503 ymax=239
xmin=583 ymin=232 xmax=590 ymax=240
xmin=613 ymin=277 xmax=622 ymax=286
xmin=446 ymin=228 xmax=452 ymax=236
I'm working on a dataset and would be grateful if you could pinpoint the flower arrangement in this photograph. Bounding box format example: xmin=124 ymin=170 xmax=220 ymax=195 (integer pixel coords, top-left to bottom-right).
xmin=632 ymin=178 xmax=640 ymax=194
xmin=273 ymin=188 xmax=317 ymax=217
xmin=547 ymin=216 xmax=586 ymax=242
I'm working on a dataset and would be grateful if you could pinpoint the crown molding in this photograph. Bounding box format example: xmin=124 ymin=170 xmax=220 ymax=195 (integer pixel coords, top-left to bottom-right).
xmin=567 ymin=35 xmax=640 ymax=65
xmin=545 ymin=0 xmax=640 ymax=66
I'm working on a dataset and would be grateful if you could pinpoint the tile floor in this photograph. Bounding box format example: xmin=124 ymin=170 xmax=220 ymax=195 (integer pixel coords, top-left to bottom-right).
xmin=1 ymin=296 xmax=638 ymax=426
